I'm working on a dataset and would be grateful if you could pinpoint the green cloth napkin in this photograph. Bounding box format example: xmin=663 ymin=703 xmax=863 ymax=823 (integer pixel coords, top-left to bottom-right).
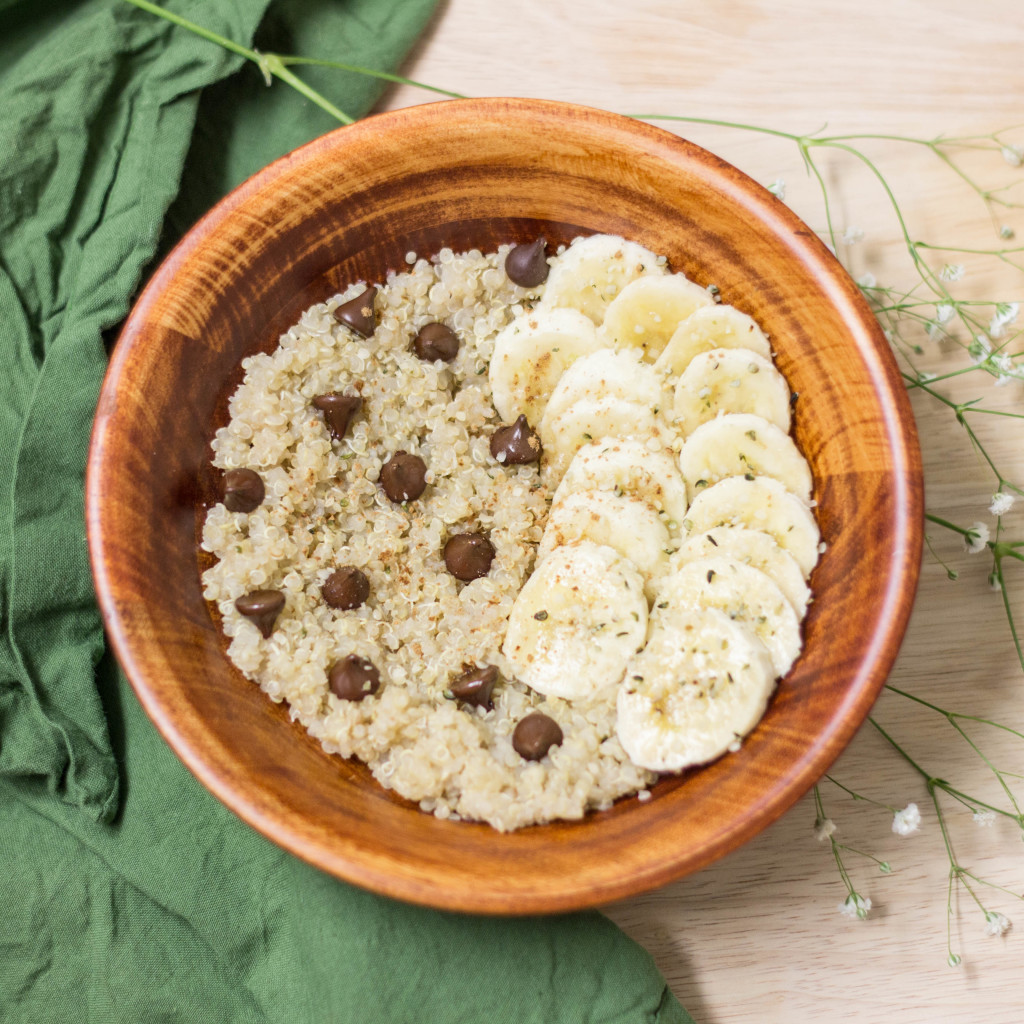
xmin=0 ymin=1 xmax=693 ymax=1021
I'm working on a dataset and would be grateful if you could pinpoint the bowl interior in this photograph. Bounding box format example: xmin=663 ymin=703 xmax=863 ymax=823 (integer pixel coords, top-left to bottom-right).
xmin=87 ymin=98 xmax=922 ymax=914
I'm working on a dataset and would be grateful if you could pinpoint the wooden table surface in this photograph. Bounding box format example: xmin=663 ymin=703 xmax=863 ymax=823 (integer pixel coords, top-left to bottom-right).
xmin=379 ymin=3 xmax=1024 ymax=1021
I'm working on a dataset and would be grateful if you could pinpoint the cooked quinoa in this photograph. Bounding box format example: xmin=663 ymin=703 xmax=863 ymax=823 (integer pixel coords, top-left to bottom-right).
xmin=201 ymin=246 xmax=656 ymax=831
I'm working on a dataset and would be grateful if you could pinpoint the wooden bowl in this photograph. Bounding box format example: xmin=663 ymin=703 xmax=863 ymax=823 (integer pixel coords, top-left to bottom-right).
xmin=87 ymin=98 xmax=922 ymax=914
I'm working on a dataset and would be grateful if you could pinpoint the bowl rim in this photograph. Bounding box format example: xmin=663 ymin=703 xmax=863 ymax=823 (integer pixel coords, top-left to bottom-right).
xmin=87 ymin=96 xmax=924 ymax=914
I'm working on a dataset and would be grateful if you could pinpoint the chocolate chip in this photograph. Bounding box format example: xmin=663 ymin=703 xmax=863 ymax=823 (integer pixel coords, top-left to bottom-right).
xmin=235 ymin=589 xmax=285 ymax=638
xmin=413 ymin=322 xmax=459 ymax=362
xmin=328 ymin=654 xmax=381 ymax=702
xmin=450 ymin=665 xmax=498 ymax=709
xmin=334 ymin=286 xmax=378 ymax=337
xmin=490 ymin=414 xmax=542 ymax=465
xmin=322 ymin=566 xmax=370 ymax=610
xmin=504 ymin=238 xmax=549 ymax=288
xmin=443 ymin=532 xmax=495 ymax=581
xmin=312 ymin=392 xmax=361 ymax=441
xmin=380 ymin=451 xmax=427 ymax=502
xmin=222 ymin=468 xmax=264 ymax=513
xmin=512 ymin=712 xmax=563 ymax=761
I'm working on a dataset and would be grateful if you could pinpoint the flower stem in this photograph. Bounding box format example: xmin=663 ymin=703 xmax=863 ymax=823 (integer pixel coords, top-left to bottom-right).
xmin=120 ymin=0 xmax=354 ymax=124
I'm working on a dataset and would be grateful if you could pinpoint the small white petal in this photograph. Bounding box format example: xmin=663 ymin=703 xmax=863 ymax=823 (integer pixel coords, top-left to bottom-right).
xmin=1001 ymin=144 xmax=1023 ymax=168
xmin=984 ymin=911 xmax=1012 ymax=937
xmin=965 ymin=523 xmax=989 ymax=554
xmin=989 ymin=492 xmax=1015 ymax=517
xmin=892 ymin=802 xmax=921 ymax=836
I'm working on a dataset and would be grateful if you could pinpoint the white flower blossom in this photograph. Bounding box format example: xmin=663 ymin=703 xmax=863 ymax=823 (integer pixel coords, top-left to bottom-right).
xmin=996 ymin=301 xmax=1018 ymax=323
xmin=983 ymin=913 xmax=1007 ymax=937
xmin=766 ymin=178 xmax=786 ymax=200
xmin=947 ymin=952 xmax=962 ymax=967
xmin=990 ymin=492 xmax=1016 ymax=517
xmin=985 ymin=911 xmax=1012 ymax=937
xmin=989 ymin=569 xmax=1002 ymax=591
xmin=838 ymin=893 xmax=872 ymax=919
xmin=1001 ymin=144 xmax=1023 ymax=168
xmin=857 ymin=272 xmax=877 ymax=289
xmin=973 ymin=810 xmax=996 ymax=827
xmin=936 ymin=303 xmax=955 ymax=324
xmin=992 ymin=353 xmax=1014 ymax=376
xmin=989 ymin=302 xmax=1019 ymax=340
xmin=814 ymin=817 xmax=837 ymax=841
xmin=999 ymin=225 xmax=1015 ymax=240
xmin=965 ymin=522 xmax=989 ymax=553
xmin=842 ymin=226 xmax=865 ymax=245
xmin=892 ymin=803 xmax=921 ymax=836
xmin=968 ymin=334 xmax=992 ymax=364
xmin=939 ymin=263 xmax=965 ymax=283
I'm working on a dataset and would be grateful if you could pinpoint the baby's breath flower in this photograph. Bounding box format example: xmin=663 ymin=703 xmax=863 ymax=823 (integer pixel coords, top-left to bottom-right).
xmin=935 ymin=303 xmax=955 ymax=324
xmin=842 ymin=226 xmax=864 ymax=245
xmin=992 ymin=353 xmax=1014 ymax=376
xmin=989 ymin=302 xmax=1020 ymax=339
xmin=965 ymin=522 xmax=990 ymax=553
xmin=939 ymin=263 xmax=965 ymax=283
xmin=814 ymin=817 xmax=837 ymax=841
xmin=947 ymin=952 xmax=962 ymax=968
xmin=838 ymin=893 xmax=872 ymax=920
xmin=984 ymin=911 xmax=1012 ymax=937
xmin=766 ymin=178 xmax=786 ymax=200
xmin=892 ymin=802 xmax=921 ymax=836
xmin=1001 ymin=144 xmax=1023 ymax=168
xmin=990 ymin=492 xmax=1016 ymax=516
xmin=999 ymin=225 xmax=1015 ymax=240
xmin=968 ymin=334 xmax=992 ymax=363
xmin=857 ymin=272 xmax=877 ymax=289
xmin=989 ymin=569 xmax=1002 ymax=591
xmin=973 ymin=810 xmax=996 ymax=827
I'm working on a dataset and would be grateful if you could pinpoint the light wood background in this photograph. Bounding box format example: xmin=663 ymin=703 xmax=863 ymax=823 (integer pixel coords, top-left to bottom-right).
xmin=378 ymin=3 xmax=1024 ymax=1021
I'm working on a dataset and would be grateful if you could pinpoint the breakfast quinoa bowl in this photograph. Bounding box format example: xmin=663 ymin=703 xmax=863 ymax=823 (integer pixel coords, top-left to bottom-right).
xmin=201 ymin=234 xmax=819 ymax=831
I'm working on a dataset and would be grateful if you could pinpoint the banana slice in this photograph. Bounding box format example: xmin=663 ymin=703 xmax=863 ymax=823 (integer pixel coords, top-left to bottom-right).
xmin=673 ymin=348 xmax=791 ymax=437
xmin=537 ymin=489 xmax=671 ymax=594
xmin=683 ymin=475 xmax=820 ymax=576
xmin=539 ymin=395 xmax=670 ymax=485
xmin=503 ymin=541 xmax=648 ymax=699
xmin=539 ymin=234 xmax=666 ymax=324
xmin=654 ymin=304 xmax=772 ymax=377
xmin=679 ymin=413 xmax=813 ymax=503
xmin=654 ymin=557 xmax=802 ymax=677
xmin=540 ymin=348 xmax=670 ymax=429
xmin=489 ymin=308 xmax=606 ymax=424
xmin=601 ymin=274 xmax=714 ymax=361
xmin=616 ymin=607 xmax=775 ymax=771
xmin=552 ymin=437 xmax=689 ymax=527
xmin=672 ymin=527 xmax=811 ymax=618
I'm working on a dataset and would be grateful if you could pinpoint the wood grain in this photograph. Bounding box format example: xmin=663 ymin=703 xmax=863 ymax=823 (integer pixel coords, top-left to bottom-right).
xmin=367 ymin=2 xmax=1024 ymax=1019
xmin=87 ymin=98 xmax=920 ymax=915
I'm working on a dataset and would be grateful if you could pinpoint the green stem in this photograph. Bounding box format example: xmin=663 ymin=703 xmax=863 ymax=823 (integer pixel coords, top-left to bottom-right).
xmin=626 ymin=113 xmax=802 ymax=143
xmin=120 ymin=0 xmax=354 ymax=124
xmin=824 ymin=774 xmax=896 ymax=812
xmin=885 ymin=685 xmax=1024 ymax=742
xmin=276 ymin=55 xmax=466 ymax=99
